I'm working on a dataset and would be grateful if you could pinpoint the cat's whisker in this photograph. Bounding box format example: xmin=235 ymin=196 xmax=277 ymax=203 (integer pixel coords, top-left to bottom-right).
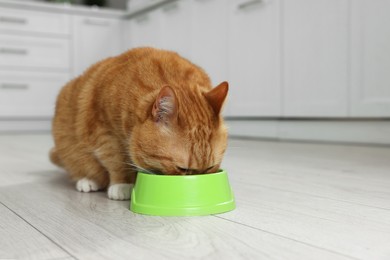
xmin=92 ymin=155 xmax=158 ymax=175
xmin=91 ymin=157 xmax=143 ymax=173
xmin=127 ymin=163 xmax=157 ymax=175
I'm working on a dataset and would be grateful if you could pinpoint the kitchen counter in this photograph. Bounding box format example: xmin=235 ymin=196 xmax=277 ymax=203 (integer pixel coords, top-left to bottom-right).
xmin=0 ymin=0 xmax=175 ymax=19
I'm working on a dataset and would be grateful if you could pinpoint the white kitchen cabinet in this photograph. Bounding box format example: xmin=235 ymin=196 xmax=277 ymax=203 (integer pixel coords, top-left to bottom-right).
xmin=159 ymin=1 xmax=191 ymax=59
xmin=0 ymin=34 xmax=70 ymax=71
xmin=227 ymin=0 xmax=281 ymax=117
xmin=126 ymin=8 xmax=162 ymax=49
xmin=282 ymin=0 xmax=349 ymax=117
xmin=72 ymin=15 xmax=123 ymax=76
xmin=126 ymin=1 xmax=191 ymax=56
xmin=191 ymin=0 xmax=228 ymax=86
xmin=350 ymin=0 xmax=390 ymax=117
xmin=0 ymin=7 xmax=70 ymax=35
xmin=0 ymin=71 xmax=69 ymax=117
xmin=0 ymin=5 xmax=71 ymax=121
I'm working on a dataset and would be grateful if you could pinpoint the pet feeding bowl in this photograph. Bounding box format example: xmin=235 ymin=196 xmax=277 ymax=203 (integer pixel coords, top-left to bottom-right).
xmin=130 ymin=169 xmax=235 ymax=216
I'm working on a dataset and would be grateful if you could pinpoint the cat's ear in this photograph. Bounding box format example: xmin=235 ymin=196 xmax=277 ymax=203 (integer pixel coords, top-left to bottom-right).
xmin=152 ymin=86 xmax=177 ymax=123
xmin=204 ymin=81 xmax=229 ymax=116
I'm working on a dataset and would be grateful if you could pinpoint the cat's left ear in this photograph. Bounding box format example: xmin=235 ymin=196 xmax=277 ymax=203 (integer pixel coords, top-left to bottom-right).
xmin=152 ymin=86 xmax=177 ymax=123
xmin=204 ymin=81 xmax=229 ymax=116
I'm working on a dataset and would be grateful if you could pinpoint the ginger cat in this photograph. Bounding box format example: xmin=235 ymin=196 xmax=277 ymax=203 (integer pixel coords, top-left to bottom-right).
xmin=50 ymin=47 xmax=228 ymax=200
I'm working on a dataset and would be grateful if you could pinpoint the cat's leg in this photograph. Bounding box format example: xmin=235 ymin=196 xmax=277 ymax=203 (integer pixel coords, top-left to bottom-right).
xmin=92 ymin=134 xmax=136 ymax=201
xmin=49 ymin=147 xmax=63 ymax=167
xmin=56 ymin=141 xmax=110 ymax=192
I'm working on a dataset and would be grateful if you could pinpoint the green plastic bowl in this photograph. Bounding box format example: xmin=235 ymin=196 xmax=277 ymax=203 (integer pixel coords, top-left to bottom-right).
xmin=130 ymin=169 xmax=235 ymax=216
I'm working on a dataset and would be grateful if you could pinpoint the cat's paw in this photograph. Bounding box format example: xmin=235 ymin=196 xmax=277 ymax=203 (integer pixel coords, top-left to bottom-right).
xmin=76 ymin=178 xmax=99 ymax=193
xmin=108 ymin=183 xmax=133 ymax=200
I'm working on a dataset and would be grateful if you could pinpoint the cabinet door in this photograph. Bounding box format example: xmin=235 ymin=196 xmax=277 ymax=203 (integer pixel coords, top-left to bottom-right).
xmin=159 ymin=1 xmax=192 ymax=59
xmin=0 ymin=34 xmax=69 ymax=70
xmin=0 ymin=71 xmax=69 ymax=117
xmin=350 ymin=0 xmax=390 ymax=117
xmin=126 ymin=9 xmax=162 ymax=49
xmin=191 ymin=0 xmax=228 ymax=86
xmin=282 ymin=0 xmax=349 ymax=117
xmin=228 ymin=0 xmax=281 ymax=117
xmin=0 ymin=7 xmax=70 ymax=35
xmin=72 ymin=16 xmax=123 ymax=76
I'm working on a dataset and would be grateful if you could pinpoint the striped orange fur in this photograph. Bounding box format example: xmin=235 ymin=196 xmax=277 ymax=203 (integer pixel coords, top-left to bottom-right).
xmin=50 ymin=47 xmax=228 ymax=200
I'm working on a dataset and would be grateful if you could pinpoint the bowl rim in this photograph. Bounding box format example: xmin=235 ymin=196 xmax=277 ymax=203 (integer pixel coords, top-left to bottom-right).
xmin=137 ymin=169 xmax=226 ymax=179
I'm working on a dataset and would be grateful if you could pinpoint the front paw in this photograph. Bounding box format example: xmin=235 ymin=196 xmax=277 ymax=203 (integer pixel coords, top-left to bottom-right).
xmin=108 ymin=183 xmax=133 ymax=200
xmin=76 ymin=178 xmax=99 ymax=193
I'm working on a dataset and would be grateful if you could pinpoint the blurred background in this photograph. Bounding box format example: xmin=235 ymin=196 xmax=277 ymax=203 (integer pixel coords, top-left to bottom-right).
xmin=0 ymin=0 xmax=389 ymax=145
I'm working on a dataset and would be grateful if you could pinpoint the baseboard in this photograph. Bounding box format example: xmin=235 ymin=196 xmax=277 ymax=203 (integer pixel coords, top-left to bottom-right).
xmin=0 ymin=119 xmax=51 ymax=133
xmin=2 ymin=118 xmax=389 ymax=145
xmin=226 ymin=119 xmax=390 ymax=145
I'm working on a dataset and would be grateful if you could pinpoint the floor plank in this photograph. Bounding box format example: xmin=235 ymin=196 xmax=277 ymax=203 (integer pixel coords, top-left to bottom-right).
xmin=0 ymin=171 xmax=352 ymax=260
xmin=0 ymin=202 xmax=71 ymax=260
xmin=225 ymin=140 xmax=390 ymax=209
xmin=221 ymin=139 xmax=390 ymax=259
xmin=218 ymin=181 xmax=390 ymax=259
xmin=1 ymin=134 xmax=390 ymax=259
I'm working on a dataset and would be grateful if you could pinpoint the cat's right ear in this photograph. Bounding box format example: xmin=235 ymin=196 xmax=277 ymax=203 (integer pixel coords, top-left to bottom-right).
xmin=152 ymin=86 xmax=177 ymax=124
xmin=205 ymin=81 xmax=229 ymax=116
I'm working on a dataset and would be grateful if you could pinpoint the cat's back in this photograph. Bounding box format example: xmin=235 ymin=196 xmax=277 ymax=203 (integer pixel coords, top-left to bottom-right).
xmin=59 ymin=47 xmax=210 ymax=99
xmin=54 ymin=47 xmax=212 ymax=131
xmin=54 ymin=55 xmax=118 ymax=109
xmin=119 ymin=47 xmax=212 ymax=93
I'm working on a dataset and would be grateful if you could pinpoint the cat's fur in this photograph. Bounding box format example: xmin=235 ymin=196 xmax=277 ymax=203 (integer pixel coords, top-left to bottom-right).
xmin=50 ymin=47 xmax=228 ymax=200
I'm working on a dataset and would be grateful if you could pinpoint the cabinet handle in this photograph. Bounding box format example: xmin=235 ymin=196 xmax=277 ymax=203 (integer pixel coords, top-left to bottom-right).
xmin=0 ymin=83 xmax=29 ymax=90
xmin=0 ymin=16 xmax=27 ymax=24
xmin=238 ymin=0 xmax=263 ymax=10
xmin=0 ymin=48 xmax=28 ymax=55
xmin=84 ymin=19 xmax=110 ymax=26
xmin=162 ymin=2 xmax=179 ymax=13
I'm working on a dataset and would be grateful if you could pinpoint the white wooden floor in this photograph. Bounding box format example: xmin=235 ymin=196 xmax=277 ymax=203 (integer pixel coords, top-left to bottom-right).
xmin=1 ymin=134 xmax=390 ymax=260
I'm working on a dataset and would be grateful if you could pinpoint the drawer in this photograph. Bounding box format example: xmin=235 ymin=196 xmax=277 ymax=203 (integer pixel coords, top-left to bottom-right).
xmin=0 ymin=7 xmax=70 ymax=35
xmin=0 ymin=71 xmax=70 ymax=117
xmin=0 ymin=34 xmax=70 ymax=70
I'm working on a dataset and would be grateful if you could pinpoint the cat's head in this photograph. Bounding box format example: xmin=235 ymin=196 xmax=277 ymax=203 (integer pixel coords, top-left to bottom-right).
xmin=130 ymin=82 xmax=228 ymax=175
